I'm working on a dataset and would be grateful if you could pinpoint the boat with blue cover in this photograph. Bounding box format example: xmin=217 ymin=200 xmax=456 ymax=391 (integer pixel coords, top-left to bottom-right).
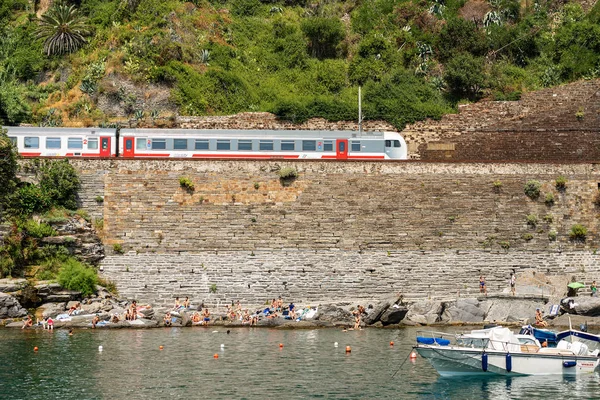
xmin=414 ymin=326 xmax=600 ymax=377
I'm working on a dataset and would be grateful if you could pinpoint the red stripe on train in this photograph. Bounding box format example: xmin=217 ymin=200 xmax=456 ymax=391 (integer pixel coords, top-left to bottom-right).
xmin=191 ymin=154 xmax=300 ymax=159
xmin=20 ymin=152 xmax=42 ymax=157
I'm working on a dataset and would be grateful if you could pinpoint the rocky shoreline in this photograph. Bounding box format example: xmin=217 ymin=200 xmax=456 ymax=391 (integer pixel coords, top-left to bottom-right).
xmin=4 ymin=277 xmax=600 ymax=331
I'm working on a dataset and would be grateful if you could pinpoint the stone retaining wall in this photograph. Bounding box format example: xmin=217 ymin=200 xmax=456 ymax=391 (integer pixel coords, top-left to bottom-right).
xmin=99 ymin=250 xmax=600 ymax=307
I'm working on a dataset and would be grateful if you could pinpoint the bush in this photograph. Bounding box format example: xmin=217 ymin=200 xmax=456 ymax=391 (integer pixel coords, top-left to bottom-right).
xmin=57 ymin=258 xmax=98 ymax=297
xmin=526 ymin=214 xmax=538 ymax=227
xmin=179 ymin=176 xmax=195 ymax=191
xmin=524 ymin=180 xmax=541 ymax=199
xmin=545 ymin=192 xmax=555 ymax=206
xmin=444 ymin=53 xmax=486 ymax=100
xmin=548 ymin=231 xmax=557 ymax=241
xmin=21 ymin=220 xmax=56 ymax=238
xmin=522 ymin=233 xmax=533 ymax=241
xmin=569 ymin=224 xmax=587 ymax=241
xmin=97 ymin=277 xmax=118 ymax=294
xmin=278 ymin=167 xmax=298 ymax=179
xmin=0 ymin=129 xmax=18 ymax=207
xmin=38 ymin=159 xmax=80 ymax=210
xmin=555 ymin=176 xmax=567 ymax=190
xmin=493 ymin=180 xmax=502 ymax=190
xmin=113 ymin=243 xmax=124 ymax=254
xmin=543 ymin=214 xmax=553 ymax=223
xmin=11 ymin=185 xmax=52 ymax=216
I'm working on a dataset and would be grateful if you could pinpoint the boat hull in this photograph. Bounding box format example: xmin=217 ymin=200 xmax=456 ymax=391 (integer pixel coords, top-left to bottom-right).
xmin=415 ymin=346 xmax=600 ymax=377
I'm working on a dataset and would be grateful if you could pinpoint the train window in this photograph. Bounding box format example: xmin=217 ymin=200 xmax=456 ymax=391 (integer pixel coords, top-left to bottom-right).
xmin=24 ymin=137 xmax=39 ymax=149
xmin=151 ymin=139 xmax=166 ymax=150
xmin=385 ymin=140 xmax=392 ymax=148
xmin=323 ymin=141 xmax=333 ymax=151
xmin=238 ymin=140 xmax=252 ymax=151
xmin=8 ymin=137 xmax=17 ymax=146
xmin=281 ymin=141 xmax=295 ymax=151
xmin=394 ymin=140 xmax=401 ymax=148
xmin=351 ymin=141 xmax=361 ymax=152
xmin=46 ymin=137 xmax=61 ymax=149
xmin=302 ymin=140 xmax=316 ymax=151
xmin=68 ymin=138 xmax=83 ymax=149
xmin=136 ymin=138 xmax=147 ymax=150
xmin=125 ymin=140 xmax=132 ymax=150
xmin=259 ymin=140 xmax=273 ymax=151
xmin=217 ymin=140 xmax=230 ymax=150
xmin=195 ymin=140 xmax=209 ymax=150
xmin=87 ymin=138 xmax=98 ymax=149
xmin=174 ymin=139 xmax=188 ymax=150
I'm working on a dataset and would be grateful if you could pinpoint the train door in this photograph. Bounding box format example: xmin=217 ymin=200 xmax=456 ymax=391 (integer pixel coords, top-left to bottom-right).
xmin=122 ymin=137 xmax=134 ymax=158
xmin=336 ymin=139 xmax=348 ymax=160
xmin=100 ymin=137 xmax=111 ymax=157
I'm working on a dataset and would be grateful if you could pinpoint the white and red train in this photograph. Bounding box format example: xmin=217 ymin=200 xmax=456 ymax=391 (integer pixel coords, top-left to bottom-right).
xmin=4 ymin=126 xmax=407 ymax=160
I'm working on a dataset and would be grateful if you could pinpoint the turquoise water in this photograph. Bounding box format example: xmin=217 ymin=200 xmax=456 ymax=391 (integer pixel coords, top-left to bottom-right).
xmin=1 ymin=327 xmax=600 ymax=399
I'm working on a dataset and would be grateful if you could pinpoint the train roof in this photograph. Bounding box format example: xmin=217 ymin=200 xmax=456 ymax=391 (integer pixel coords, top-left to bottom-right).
xmin=120 ymin=129 xmax=390 ymax=139
xmin=3 ymin=126 xmax=117 ymax=136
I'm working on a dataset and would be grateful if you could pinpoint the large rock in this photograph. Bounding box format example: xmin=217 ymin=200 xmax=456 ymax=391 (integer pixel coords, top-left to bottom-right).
xmin=0 ymin=293 xmax=27 ymax=318
xmin=485 ymin=297 xmax=541 ymax=323
xmin=562 ymin=297 xmax=600 ymax=316
xmin=314 ymin=304 xmax=354 ymax=325
xmin=380 ymin=305 xmax=408 ymax=325
xmin=38 ymin=302 xmax=66 ymax=318
xmin=441 ymin=298 xmax=487 ymax=323
xmin=0 ymin=278 xmax=28 ymax=293
xmin=403 ymin=301 xmax=443 ymax=325
xmin=363 ymin=297 xmax=396 ymax=325
xmin=82 ymin=302 xmax=103 ymax=314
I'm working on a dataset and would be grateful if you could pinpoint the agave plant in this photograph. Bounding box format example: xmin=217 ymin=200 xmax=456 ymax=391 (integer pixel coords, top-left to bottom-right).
xmin=36 ymin=4 xmax=91 ymax=56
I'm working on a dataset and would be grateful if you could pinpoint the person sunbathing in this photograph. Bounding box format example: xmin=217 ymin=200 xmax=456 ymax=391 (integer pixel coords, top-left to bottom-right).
xmin=111 ymin=314 xmax=120 ymax=323
xmin=242 ymin=310 xmax=251 ymax=324
xmin=164 ymin=312 xmax=172 ymax=327
xmin=191 ymin=312 xmax=201 ymax=323
xmin=535 ymin=309 xmax=548 ymax=327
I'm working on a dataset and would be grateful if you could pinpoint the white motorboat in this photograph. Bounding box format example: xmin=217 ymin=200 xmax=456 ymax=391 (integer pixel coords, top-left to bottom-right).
xmin=414 ymin=326 xmax=600 ymax=376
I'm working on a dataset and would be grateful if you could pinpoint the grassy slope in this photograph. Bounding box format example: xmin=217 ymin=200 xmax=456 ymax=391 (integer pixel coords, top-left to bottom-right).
xmin=0 ymin=0 xmax=599 ymax=130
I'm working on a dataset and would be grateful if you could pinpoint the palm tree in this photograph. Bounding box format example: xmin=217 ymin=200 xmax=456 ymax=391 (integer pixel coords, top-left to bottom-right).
xmin=36 ymin=4 xmax=91 ymax=56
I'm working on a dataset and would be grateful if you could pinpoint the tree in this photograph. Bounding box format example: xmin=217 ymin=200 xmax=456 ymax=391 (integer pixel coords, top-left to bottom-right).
xmin=444 ymin=53 xmax=486 ymax=99
xmin=36 ymin=4 xmax=91 ymax=56
xmin=0 ymin=128 xmax=18 ymax=218
xmin=301 ymin=17 xmax=345 ymax=59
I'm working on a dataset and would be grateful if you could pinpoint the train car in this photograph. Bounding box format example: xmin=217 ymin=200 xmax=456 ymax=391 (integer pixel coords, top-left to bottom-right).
xmin=119 ymin=129 xmax=407 ymax=160
xmin=4 ymin=126 xmax=117 ymax=157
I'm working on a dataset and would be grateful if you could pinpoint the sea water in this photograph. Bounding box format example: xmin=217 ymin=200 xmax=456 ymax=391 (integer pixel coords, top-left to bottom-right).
xmin=1 ymin=327 xmax=599 ymax=399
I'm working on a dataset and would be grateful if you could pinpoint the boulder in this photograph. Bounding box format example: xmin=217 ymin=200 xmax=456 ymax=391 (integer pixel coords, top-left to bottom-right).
xmin=314 ymin=304 xmax=354 ymax=325
xmin=181 ymin=311 xmax=191 ymax=327
xmin=380 ymin=305 xmax=408 ymax=325
xmin=441 ymin=298 xmax=487 ymax=323
xmin=562 ymin=297 xmax=600 ymax=317
xmin=38 ymin=302 xmax=66 ymax=318
xmin=403 ymin=301 xmax=442 ymax=325
xmin=0 ymin=293 xmax=28 ymax=318
xmin=485 ymin=298 xmax=541 ymax=323
xmin=0 ymin=278 xmax=27 ymax=293
xmin=82 ymin=302 xmax=103 ymax=314
xmin=139 ymin=307 xmax=155 ymax=320
xmin=363 ymin=297 xmax=396 ymax=325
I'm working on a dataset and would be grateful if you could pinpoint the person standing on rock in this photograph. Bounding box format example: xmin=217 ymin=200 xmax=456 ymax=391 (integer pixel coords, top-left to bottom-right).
xmin=510 ymin=273 xmax=516 ymax=296
xmin=479 ymin=276 xmax=487 ymax=296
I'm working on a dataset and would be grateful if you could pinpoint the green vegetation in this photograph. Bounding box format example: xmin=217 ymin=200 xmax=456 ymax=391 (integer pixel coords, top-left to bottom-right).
xmin=179 ymin=176 xmax=195 ymax=192
xmin=521 ymin=233 xmax=533 ymax=241
xmin=57 ymin=258 xmax=98 ymax=297
xmin=569 ymin=224 xmax=587 ymax=241
xmin=278 ymin=167 xmax=298 ymax=180
xmin=545 ymin=192 xmax=555 ymax=206
xmin=524 ymin=180 xmax=541 ymax=199
xmin=0 ymin=0 xmax=598 ymax=127
xmin=555 ymin=176 xmax=567 ymax=191
xmin=492 ymin=180 xmax=502 ymax=191
xmin=548 ymin=230 xmax=557 ymax=241
xmin=209 ymin=283 xmax=218 ymax=293
xmin=113 ymin=243 xmax=124 ymax=254
xmin=543 ymin=214 xmax=553 ymax=223
xmin=526 ymin=214 xmax=537 ymax=227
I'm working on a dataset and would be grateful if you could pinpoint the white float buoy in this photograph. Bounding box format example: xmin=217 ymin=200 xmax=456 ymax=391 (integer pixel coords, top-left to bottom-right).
xmin=334 ymin=342 xmax=339 ymax=347
xmin=220 ymin=344 xmax=225 ymax=348
xmin=98 ymin=345 xmax=103 ymax=352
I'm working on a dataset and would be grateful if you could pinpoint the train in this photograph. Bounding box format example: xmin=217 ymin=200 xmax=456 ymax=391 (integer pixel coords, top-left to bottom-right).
xmin=3 ymin=126 xmax=408 ymax=160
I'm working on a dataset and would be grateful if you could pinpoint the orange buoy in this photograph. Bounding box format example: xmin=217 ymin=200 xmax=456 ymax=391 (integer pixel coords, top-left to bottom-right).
xmin=159 ymin=345 xmax=164 ymax=350
xmin=34 ymin=346 xmax=39 ymax=352
xmin=279 ymin=343 xmax=284 ymax=348
xmin=213 ymin=353 xmax=219 ymax=359
xmin=345 ymin=346 xmax=351 ymax=353
xmin=390 ymin=341 xmax=394 ymax=346
xmin=410 ymin=351 xmax=417 ymax=360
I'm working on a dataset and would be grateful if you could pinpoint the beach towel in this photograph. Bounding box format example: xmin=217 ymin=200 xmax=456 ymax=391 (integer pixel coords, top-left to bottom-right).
xmin=549 ymin=304 xmax=559 ymax=316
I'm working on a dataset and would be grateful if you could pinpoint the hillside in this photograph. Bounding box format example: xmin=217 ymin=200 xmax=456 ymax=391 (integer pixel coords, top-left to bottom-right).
xmin=0 ymin=0 xmax=599 ymax=129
